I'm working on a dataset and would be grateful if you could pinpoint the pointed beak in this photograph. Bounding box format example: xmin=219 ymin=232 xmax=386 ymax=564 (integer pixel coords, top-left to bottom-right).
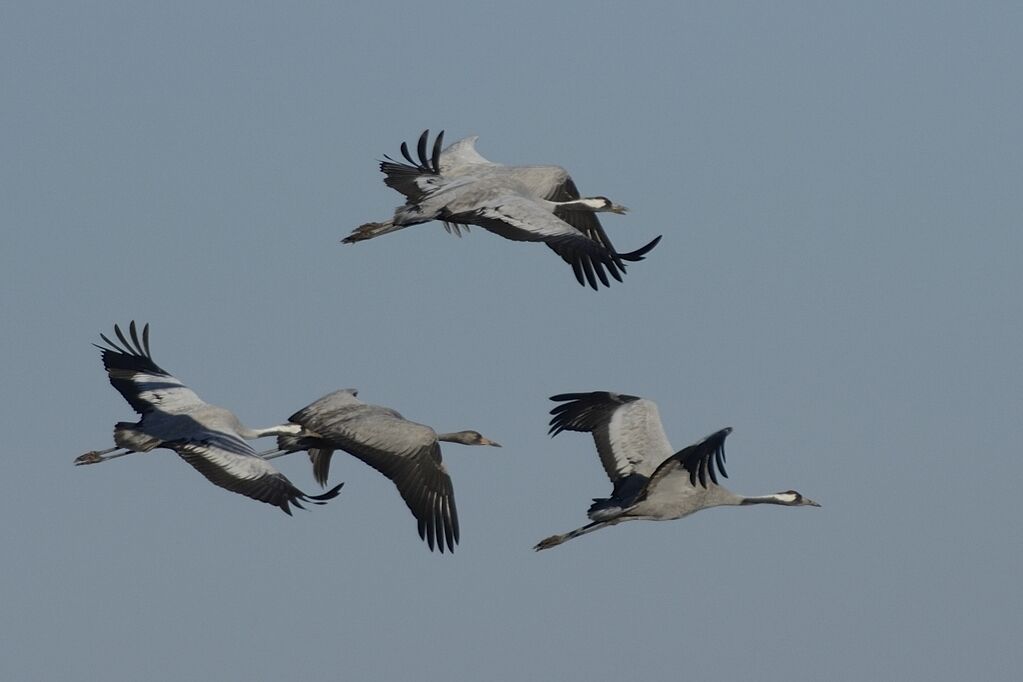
xmin=804 ymin=497 xmax=821 ymax=507
xmin=610 ymin=204 xmax=628 ymax=215
xmin=481 ymin=437 xmax=502 ymax=447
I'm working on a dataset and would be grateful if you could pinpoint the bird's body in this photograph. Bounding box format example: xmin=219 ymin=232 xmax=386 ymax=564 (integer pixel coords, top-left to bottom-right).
xmin=345 ymin=130 xmax=661 ymax=289
xmin=534 ymin=391 xmax=819 ymax=550
xmin=261 ymin=389 xmax=501 ymax=552
xmin=75 ymin=322 xmax=343 ymax=514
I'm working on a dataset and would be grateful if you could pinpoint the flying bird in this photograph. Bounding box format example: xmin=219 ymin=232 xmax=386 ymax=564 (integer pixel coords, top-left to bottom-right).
xmin=344 ymin=130 xmax=661 ymax=289
xmin=534 ymin=391 xmax=819 ymax=550
xmin=260 ymin=389 xmax=501 ymax=553
xmin=74 ymin=322 xmax=343 ymax=514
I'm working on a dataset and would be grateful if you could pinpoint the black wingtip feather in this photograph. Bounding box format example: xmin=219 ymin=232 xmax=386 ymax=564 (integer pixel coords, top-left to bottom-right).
xmin=593 ymin=258 xmax=610 ymax=288
xmin=607 ymin=260 xmax=624 ymax=283
xmin=417 ymin=130 xmax=430 ymax=171
xmin=431 ymin=130 xmax=444 ymax=173
xmin=617 ymin=235 xmax=663 ymax=262
xmin=114 ymin=324 xmax=132 ymax=352
xmin=306 ymin=481 xmax=344 ymax=503
xmin=579 ymin=255 xmax=598 ymax=290
xmin=569 ymin=258 xmax=585 ymax=286
xmin=681 ymin=427 xmax=732 ymax=488
xmin=547 ymin=391 xmax=643 ymax=437
xmin=400 ymin=141 xmax=415 ymax=166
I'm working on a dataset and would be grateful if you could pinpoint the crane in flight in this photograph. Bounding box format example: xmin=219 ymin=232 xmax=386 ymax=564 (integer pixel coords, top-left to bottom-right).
xmin=345 ymin=130 xmax=661 ymax=289
xmin=261 ymin=389 xmax=501 ymax=552
xmin=74 ymin=322 xmax=343 ymax=514
xmin=535 ymin=391 xmax=819 ymax=550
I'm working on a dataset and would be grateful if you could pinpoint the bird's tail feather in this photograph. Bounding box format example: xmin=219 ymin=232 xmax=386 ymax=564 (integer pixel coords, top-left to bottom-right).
xmin=309 ymin=449 xmax=335 ymax=488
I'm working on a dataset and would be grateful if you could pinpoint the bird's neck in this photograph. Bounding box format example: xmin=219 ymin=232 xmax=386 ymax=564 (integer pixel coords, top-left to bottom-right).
xmin=739 ymin=492 xmax=800 ymax=506
xmin=437 ymin=432 xmax=474 ymax=445
xmin=239 ymin=423 xmax=303 ymax=440
xmin=549 ymin=197 xmax=606 ymax=212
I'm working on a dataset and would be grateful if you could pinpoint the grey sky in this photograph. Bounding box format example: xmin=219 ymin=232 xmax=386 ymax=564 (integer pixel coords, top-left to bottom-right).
xmin=2 ymin=2 xmax=1021 ymax=680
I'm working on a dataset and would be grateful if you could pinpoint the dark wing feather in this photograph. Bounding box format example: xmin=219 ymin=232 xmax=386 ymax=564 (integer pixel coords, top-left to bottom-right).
xmin=549 ymin=392 xmax=669 ymax=489
xmin=358 ymin=440 xmax=459 ymax=553
xmin=288 ymin=406 xmax=459 ymax=553
xmin=541 ymin=234 xmax=623 ymax=290
xmin=548 ymin=391 xmax=642 ymax=437
xmin=171 ymin=437 xmax=343 ymax=515
xmin=95 ymin=321 xmax=201 ymax=415
xmin=642 ymin=427 xmax=732 ymax=497
xmin=471 ymin=198 xmax=623 ymax=290
xmin=379 ymin=130 xmax=444 ymax=199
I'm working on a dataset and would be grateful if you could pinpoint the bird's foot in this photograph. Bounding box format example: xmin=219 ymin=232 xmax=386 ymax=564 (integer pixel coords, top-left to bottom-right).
xmin=533 ymin=534 xmax=566 ymax=552
xmin=341 ymin=223 xmax=382 ymax=244
xmin=74 ymin=451 xmax=104 ymax=466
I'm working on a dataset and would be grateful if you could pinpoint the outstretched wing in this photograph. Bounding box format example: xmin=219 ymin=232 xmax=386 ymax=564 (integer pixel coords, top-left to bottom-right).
xmin=472 ymin=196 xmax=625 ymax=289
xmin=287 ymin=394 xmax=460 ymax=553
xmin=171 ymin=432 xmax=343 ymax=515
xmin=639 ymin=427 xmax=732 ymax=501
xmin=439 ymin=134 xmax=495 ymax=173
xmin=95 ymin=321 xmax=202 ymax=415
xmin=549 ymin=392 xmax=674 ymax=485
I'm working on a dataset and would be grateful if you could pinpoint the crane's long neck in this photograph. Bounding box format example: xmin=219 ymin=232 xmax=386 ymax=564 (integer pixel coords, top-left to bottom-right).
xmin=739 ymin=492 xmax=802 ymax=506
xmin=438 ymin=432 xmax=472 ymax=444
xmin=543 ymin=197 xmax=609 ymax=212
xmin=238 ymin=423 xmax=304 ymax=440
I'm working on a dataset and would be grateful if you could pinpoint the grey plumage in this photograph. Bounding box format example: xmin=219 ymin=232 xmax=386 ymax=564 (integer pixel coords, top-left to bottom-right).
xmin=344 ymin=130 xmax=661 ymax=290
xmin=74 ymin=322 xmax=343 ymax=515
xmin=262 ymin=389 xmax=501 ymax=553
xmin=534 ymin=391 xmax=820 ymax=550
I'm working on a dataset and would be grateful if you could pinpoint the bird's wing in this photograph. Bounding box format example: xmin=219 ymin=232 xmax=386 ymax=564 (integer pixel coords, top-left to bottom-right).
xmin=290 ymin=403 xmax=460 ymax=553
xmin=378 ymin=129 xmax=446 ymax=200
xmin=95 ymin=321 xmax=203 ymax=415
xmin=473 ymin=195 xmax=624 ymax=289
xmin=544 ymin=174 xmax=662 ymax=263
xmin=286 ymin=388 xmax=362 ymax=422
xmin=169 ymin=431 xmax=343 ymax=515
xmin=638 ymin=427 xmax=732 ymax=501
xmin=439 ymin=134 xmax=496 ymax=174
xmin=271 ymin=389 xmax=365 ymax=487
xmin=549 ymin=392 xmax=674 ymax=483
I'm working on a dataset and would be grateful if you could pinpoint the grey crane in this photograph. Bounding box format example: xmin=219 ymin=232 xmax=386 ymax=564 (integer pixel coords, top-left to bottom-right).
xmin=534 ymin=391 xmax=819 ymax=550
xmin=74 ymin=322 xmax=343 ymax=514
xmin=344 ymin=130 xmax=662 ymax=289
xmin=260 ymin=389 xmax=501 ymax=553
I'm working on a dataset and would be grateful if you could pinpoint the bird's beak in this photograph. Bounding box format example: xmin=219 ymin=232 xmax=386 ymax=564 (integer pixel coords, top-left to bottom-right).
xmin=481 ymin=437 xmax=502 ymax=447
xmin=804 ymin=497 xmax=821 ymax=507
xmin=610 ymin=204 xmax=628 ymax=215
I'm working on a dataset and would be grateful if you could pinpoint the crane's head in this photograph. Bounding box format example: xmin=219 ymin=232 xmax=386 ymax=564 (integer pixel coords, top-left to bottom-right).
xmin=559 ymin=196 xmax=628 ymax=214
xmin=438 ymin=430 xmax=502 ymax=447
xmin=776 ymin=490 xmax=821 ymax=507
xmin=589 ymin=196 xmax=629 ymax=214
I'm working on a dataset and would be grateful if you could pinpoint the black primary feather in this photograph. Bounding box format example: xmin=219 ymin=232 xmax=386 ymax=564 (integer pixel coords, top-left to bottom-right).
xmin=677 ymin=427 xmax=731 ymax=488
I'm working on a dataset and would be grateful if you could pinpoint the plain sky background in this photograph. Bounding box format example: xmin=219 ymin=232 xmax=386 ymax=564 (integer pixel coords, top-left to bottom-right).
xmin=2 ymin=2 xmax=1021 ymax=680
